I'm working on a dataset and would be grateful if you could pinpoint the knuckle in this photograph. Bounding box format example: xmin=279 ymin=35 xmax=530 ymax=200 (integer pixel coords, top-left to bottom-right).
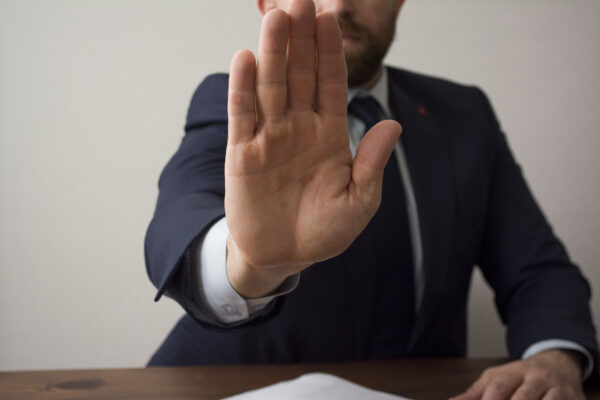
xmin=487 ymin=379 xmax=507 ymax=394
xmin=229 ymin=89 xmax=252 ymax=107
xmin=530 ymin=368 xmax=552 ymax=382
xmin=480 ymin=365 xmax=504 ymax=380
xmin=511 ymin=360 xmax=526 ymax=373
xmin=480 ymin=367 xmax=496 ymax=382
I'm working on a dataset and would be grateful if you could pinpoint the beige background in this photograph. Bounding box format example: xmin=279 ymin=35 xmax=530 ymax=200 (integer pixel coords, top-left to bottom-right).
xmin=0 ymin=0 xmax=598 ymax=371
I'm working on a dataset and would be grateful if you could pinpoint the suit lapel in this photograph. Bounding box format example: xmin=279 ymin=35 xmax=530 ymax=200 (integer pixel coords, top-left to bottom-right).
xmin=386 ymin=70 xmax=456 ymax=350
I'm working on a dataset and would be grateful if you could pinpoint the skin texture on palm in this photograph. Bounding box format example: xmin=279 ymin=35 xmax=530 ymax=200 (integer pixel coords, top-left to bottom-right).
xmin=225 ymin=0 xmax=401 ymax=298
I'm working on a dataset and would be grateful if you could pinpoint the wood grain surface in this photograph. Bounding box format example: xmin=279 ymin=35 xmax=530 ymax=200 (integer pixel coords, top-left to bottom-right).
xmin=1 ymin=358 xmax=598 ymax=399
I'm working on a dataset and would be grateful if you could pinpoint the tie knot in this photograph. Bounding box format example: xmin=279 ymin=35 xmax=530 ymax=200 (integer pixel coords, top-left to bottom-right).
xmin=348 ymin=96 xmax=385 ymax=131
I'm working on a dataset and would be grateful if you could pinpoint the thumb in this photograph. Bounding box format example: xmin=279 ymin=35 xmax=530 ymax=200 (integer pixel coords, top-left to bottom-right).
xmin=351 ymin=120 xmax=402 ymax=216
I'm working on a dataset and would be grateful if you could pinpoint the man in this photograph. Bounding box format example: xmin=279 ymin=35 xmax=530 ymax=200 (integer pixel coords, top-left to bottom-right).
xmin=145 ymin=0 xmax=598 ymax=398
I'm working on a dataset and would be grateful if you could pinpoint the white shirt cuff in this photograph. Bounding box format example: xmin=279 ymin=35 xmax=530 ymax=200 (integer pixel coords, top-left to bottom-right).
xmin=191 ymin=217 xmax=300 ymax=324
xmin=522 ymin=339 xmax=593 ymax=380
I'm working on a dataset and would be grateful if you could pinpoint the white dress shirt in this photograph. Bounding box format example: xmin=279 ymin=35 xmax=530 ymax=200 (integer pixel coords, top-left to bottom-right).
xmin=189 ymin=67 xmax=592 ymax=379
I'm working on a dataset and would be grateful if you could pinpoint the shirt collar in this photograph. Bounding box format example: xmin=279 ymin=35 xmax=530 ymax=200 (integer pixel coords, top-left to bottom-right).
xmin=347 ymin=66 xmax=391 ymax=117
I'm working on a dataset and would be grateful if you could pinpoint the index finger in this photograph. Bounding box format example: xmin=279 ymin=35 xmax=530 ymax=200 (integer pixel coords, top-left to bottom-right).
xmin=228 ymin=49 xmax=257 ymax=145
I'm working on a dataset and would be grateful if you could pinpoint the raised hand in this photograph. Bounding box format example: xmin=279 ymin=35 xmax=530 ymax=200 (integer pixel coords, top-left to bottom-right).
xmin=225 ymin=0 xmax=401 ymax=298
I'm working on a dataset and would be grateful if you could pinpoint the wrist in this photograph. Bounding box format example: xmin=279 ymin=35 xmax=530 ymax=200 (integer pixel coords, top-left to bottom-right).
xmin=226 ymin=235 xmax=306 ymax=299
xmin=559 ymin=349 xmax=586 ymax=379
xmin=530 ymin=349 xmax=583 ymax=382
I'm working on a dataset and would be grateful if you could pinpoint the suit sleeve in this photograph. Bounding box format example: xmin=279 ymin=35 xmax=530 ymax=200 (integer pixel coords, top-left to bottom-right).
xmin=144 ymin=74 xmax=283 ymax=328
xmin=474 ymin=89 xmax=599 ymax=381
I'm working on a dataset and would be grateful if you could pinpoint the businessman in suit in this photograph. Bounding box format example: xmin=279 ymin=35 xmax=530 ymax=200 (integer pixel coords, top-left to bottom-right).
xmin=145 ymin=0 xmax=598 ymax=398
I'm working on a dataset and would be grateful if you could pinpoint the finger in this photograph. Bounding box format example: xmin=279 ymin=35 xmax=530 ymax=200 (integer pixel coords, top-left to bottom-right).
xmin=315 ymin=12 xmax=347 ymax=117
xmin=287 ymin=0 xmax=316 ymax=111
xmin=449 ymin=392 xmax=479 ymax=400
xmin=228 ymin=49 xmax=257 ymax=145
xmin=351 ymin=120 xmax=401 ymax=216
xmin=256 ymin=8 xmax=289 ymax=123
xmin=541 ymin=386 xmax=584 ymax=400
xmin=540 ymin=387 xmax=563 ymax=400
xmin=481 ymin=372 xmax=522 ymax=400
xmin=510 ymin=380 xmax=547 ymax=400
xmin=449 ymin=380 xmax=486 ymax=400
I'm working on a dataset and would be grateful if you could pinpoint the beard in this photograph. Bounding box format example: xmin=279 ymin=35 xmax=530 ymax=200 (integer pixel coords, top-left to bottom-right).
xmin=338 ymin=14 xmax=397 ymax=88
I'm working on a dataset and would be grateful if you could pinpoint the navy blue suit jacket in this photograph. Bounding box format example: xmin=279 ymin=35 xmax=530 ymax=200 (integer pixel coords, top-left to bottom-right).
xmin=145 ymin=67 xmax=598 ymax=373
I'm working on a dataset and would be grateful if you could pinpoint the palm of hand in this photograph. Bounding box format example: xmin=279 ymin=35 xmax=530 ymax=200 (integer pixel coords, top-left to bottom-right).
xmin=227 ymin=109 xmax=370 ymax=268
xmin=225 ymin=0 xmax=400 ymax=277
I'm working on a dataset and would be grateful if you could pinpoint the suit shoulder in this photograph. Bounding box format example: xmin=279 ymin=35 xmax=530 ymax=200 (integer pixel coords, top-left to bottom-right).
xmin=387 ymin=66 xmax=494 ymax=121
xmin=185 ymin=73 xmax=230 ymax=132
xmin=387 ymin=66 xmax=480 ymax=97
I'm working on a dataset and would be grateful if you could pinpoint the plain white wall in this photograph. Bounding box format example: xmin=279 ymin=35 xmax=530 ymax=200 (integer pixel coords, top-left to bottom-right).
xmin=0 ymin=0 xmax=598 ymax=371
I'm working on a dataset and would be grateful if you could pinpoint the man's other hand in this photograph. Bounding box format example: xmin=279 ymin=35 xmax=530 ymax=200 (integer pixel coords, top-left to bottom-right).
xmin=225 ymin=0 xmax=401 ymax=298
xmin=450 ymin=349 xmax=585 ymax=400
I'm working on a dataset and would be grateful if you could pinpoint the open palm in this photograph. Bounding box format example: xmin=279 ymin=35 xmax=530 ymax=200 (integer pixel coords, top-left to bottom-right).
xmin=225 ymin=0 xmax=401 ymax=296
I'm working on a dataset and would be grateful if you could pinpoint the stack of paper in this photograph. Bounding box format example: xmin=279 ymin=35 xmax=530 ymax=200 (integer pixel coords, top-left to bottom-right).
xmin=224 ymin=372 xmax=411 ymax=400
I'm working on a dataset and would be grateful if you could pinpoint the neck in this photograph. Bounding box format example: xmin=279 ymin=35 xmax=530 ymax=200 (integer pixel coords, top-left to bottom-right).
xmin=358 ymin=65 xmax=384 ymax=90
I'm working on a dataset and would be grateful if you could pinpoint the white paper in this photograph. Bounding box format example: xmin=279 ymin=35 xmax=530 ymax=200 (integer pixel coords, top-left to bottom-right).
xmin=223 ymin=372 xmax=412 ymax=400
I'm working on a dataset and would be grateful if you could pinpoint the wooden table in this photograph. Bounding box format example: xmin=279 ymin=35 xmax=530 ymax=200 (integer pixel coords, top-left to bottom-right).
xmin=1 ymin=358 xmax=598 ymax=399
